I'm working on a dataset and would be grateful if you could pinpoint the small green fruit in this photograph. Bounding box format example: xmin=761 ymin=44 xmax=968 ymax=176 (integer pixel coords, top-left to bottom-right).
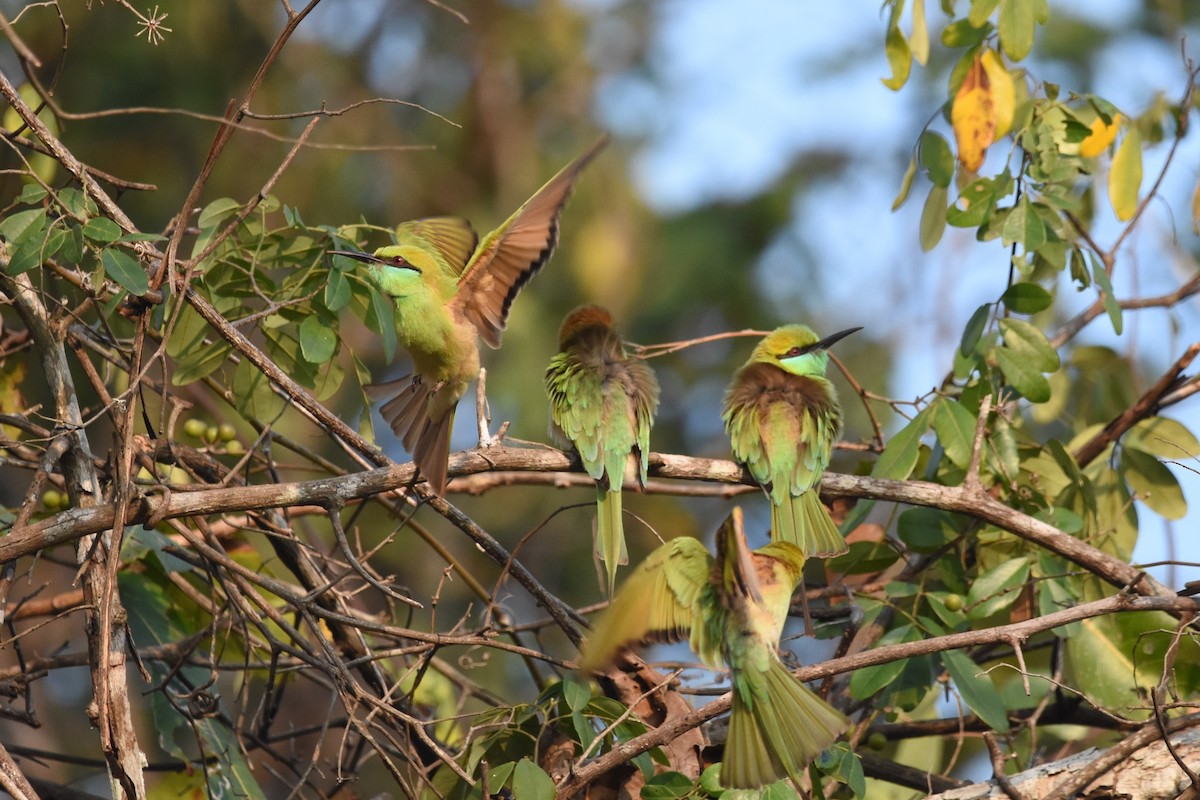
xmin=183 ymin=418 xmax=207 ymax=439
xmin=42 ymin=489 xmax=63 ymax=510
xmin=223 ymin=440 xmax=245 ymax=456
xmin=943 ymin=593 xmax=964 ymax=612
xmin=867 ymin=731 xmax=888 ymax=751
xmin=218 ymin=423 xmax=237 ymax=442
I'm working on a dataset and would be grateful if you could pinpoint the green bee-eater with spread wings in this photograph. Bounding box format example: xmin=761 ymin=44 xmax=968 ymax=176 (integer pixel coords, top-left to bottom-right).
xmin=580 ymin=507 xmax=848 ymax=788
xmin=333 ymin=136 xmax=608 ymax=495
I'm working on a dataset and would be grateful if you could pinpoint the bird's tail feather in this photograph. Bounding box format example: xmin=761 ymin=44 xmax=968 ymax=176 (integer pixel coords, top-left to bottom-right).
xmin=723 ymin=657 xmax=848 ymax=789
xmin=594 ymin=486 xmax=627 ymax=596
xmin=369 ymin=377 xmax=453 ymax=496
xmin=771 ymin=490 xmax=846 ymax=558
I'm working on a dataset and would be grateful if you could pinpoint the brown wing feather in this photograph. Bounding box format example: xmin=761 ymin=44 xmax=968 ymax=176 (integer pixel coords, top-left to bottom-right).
xmin=367 ymin=376 xmax=454 ymax=495
xmin=453 ymin=135 xmax=609 ymax=348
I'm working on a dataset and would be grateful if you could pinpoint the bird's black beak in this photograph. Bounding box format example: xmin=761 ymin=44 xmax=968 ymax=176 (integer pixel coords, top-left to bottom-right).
xmin=329 ymin=249 xmax=384 ymax=265
xmin=813 ymin=326 xmax=862 ymax=351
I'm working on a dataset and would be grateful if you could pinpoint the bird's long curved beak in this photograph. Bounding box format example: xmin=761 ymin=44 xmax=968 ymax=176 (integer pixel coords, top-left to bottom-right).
xmin=814 ymin=326 xmax=862 ymax=351
xmin=329 ymin=249 xmax=384 ymax=265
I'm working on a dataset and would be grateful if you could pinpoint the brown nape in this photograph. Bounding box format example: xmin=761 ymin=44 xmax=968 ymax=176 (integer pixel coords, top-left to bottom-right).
xmin=723 ymin=361 xmax=838 ymax=417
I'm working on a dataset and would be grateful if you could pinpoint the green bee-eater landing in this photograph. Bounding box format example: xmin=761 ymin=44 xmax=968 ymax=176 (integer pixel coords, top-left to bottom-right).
xmin=580 ymin=507 xmax=848 ymax=789
xmin=545 ymin=305 xmax=660 ymax=596
xmin=722 ymin=324 xmax=860 ymax=558
xmin=332 ymin=136 xmax=608 ymax=495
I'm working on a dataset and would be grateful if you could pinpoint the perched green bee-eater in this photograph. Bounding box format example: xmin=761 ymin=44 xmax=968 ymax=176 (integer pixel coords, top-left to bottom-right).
xmin=545 ymin=305 xmax=660 ymax=596
xmin=722 ymin=325 xmax=859 ymax=558
xmin=580 ymin=507 xmax=848 ymax=789
xmin=332 ymin=137 xmax=608 ymax=495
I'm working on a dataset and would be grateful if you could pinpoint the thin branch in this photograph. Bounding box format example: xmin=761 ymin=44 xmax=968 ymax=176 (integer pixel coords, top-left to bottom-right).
xmin=1071 ymin=342 xmax=1200 ymax=467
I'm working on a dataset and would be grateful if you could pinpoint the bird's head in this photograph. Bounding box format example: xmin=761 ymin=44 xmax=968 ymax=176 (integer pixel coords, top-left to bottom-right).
xmin=754 ymin=324 xmax=861 ymax=378
xmin=557 ymin=304 xmax=615 ymax=348
xmin=330 ymin=245 xmax=425 ymax=297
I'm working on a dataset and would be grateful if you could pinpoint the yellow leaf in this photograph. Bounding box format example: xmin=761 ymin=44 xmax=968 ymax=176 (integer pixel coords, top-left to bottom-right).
xmin=951 ymin=54 xmax=995 ymax=172
xmin=1108 ymin=126 xmax=1142 ymax=222
xmin=980 ymin=49 xmax=1015 ymax=138
xmin=1079 ymin=113 xmax=1122 ymax=158
xmin=910 ymin=0 xmax=930 ymax=66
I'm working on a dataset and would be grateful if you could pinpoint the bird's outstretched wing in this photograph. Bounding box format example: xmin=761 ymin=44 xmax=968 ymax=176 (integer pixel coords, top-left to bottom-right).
xmin=579 ymin=535 xmax=710 ymax=672
xmin=396 ymin=217 xmax=478 ymax=276
xmin=451 ymin=135 xmax=609 ymax=348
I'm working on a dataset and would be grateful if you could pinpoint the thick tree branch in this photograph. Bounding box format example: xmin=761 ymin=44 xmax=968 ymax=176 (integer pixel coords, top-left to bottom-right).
xmin=4 ymin=448 xmax=1176 ymax=601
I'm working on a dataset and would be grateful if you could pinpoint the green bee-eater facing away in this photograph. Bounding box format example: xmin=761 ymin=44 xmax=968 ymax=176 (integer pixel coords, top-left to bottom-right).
xmin=332 ymin=136 xmax=608 ymax=495
xmin=580 ymin=507 xmax=848 ymax=789
xmin=722 ymin=325 xmax=860 ymax=558
xmin=545 ymin=305 xmax=660 ymax=595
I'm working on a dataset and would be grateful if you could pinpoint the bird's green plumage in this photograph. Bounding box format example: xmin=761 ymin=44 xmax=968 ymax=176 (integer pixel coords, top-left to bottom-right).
xmin=722 ymin=324 xmax=858 ymax=557
xmin=546 ymin=305 xmax=659 ymax=595
xmin=580 ymin=508 xmax=848 ymax=789
xmin=334 ymin=137 xmax=608 ymax=495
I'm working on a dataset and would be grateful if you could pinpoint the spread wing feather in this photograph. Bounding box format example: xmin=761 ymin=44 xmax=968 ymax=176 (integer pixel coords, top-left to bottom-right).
xmin=452 ymin=135 xmax=609 ymax=348
xmin=578 ymin=536 xmax=711 ymax=672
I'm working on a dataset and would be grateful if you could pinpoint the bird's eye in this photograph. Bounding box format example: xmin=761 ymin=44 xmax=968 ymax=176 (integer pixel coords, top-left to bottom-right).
xmin=391 ymin=256 xmax=406 ymax=266
xmin=785 ymin=346 xmax=804 ymax=357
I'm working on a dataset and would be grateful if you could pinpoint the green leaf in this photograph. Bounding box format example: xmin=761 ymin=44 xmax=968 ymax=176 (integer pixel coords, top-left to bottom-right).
xmin=1001 ymin=197 xmax=1046 ymax=251
xmin=998 ymin=0 xmax=1035 ymax=61
xmin=81 ymin=217 xmax=122 ymax=243
xmin=233 ymin=358 xmax=286 ymax=421
xmin=960 ymin=303 xmax=991 ymax=357
xmin=872 ymin=405 xmax=934 ymax=480
xmin=299 ymin=316 xmax=337 ymax=364
xmin=942 ymin=18 xmax=990 ymax=48
xmin=882 ymin=17 xmax=912 ymax=90
xmin=58 ymin=187 xmax=96 ymax=219
xmin=1090 ymin=257 xmax=1123 ymax=335
xmin=16 ymin=183 xmax=47 ymax=204
xmin=919 ymin=183 xmax=948 ymax=252
xmin=943 ymin=649 xmax=1011 ymax=731
xmin=1109 ymin=126 xmax=1142 ymax=222
xmin=172 ymin=341 xmax=231 ymax=386
xmin=999 ymin=317 xmax=1059 ymax=371
xmin=512 ymin=759 xmax=555 ymax=800
xmin=101 ymin=248 xmax=149 ymax=295
xmin=0 ymin=208 xmax=45 ymax=243
xmin=1034 ymin=505 xmax=1084 ymax=535
xmin=369 ymin=286 xmax=397 ymax=364
xmin=325 ymin=268 xmax=352 ymax=311
xmin=1002 ymin=282 xmax=1052 ymax=314
xmin=849 ymin=624 xmax=921 ymax=699
xmin=197 ymin=197 xmax=243 ymax=230
xmin=968 ymin=0 xmax=1001 ymax=27
xmin=898 ymin=507 xmax=958 ymax=551
xmin=1125 ymin=416 xmax=1200 ymax=459
xmin=966 ymin=556 xmax=1029 ymax=620
xmin=1121 ymin=448 xmax=1186 ymax=520
xmin=994 ymin=346 xmax=1050 ymax=402
xmin=892 ymin=153 xmax=918 ymax=211
xmin=640 ymin=772 xmax=695 ymax=799
xmin=561 ymin=675 xmax=591 ymax=712
xmin=932 ymin=398 xmax=978 ymax=469
xmin=920 ymin=132 xmax=955 ymax=188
